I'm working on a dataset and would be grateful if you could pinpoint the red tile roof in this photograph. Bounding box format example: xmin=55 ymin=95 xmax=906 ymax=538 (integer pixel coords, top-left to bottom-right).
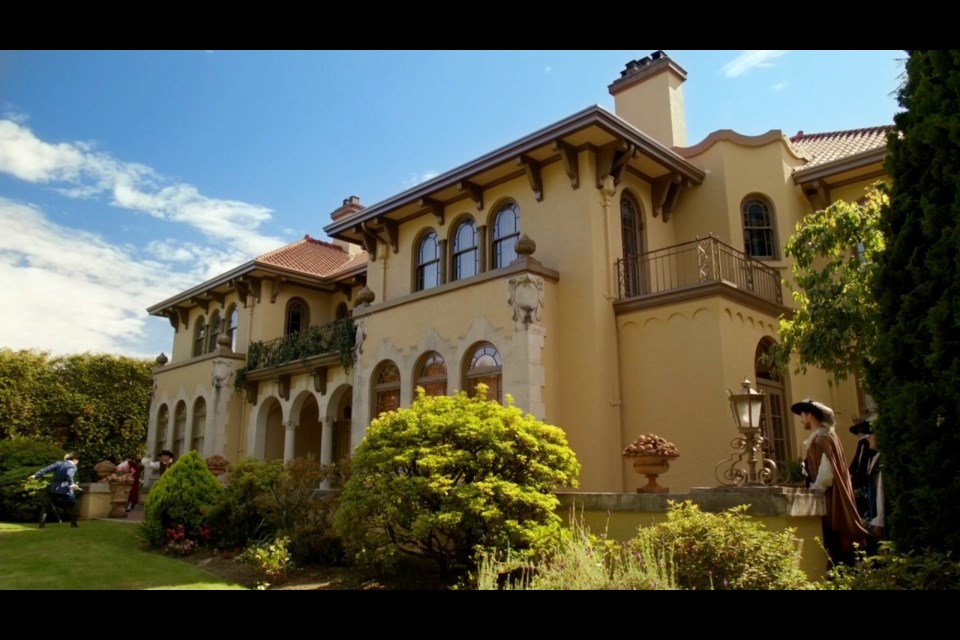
xmin=790 ymin=126 xmax=894 ymax=168
xmin=255 ymin=235 xmax=367 ymax=278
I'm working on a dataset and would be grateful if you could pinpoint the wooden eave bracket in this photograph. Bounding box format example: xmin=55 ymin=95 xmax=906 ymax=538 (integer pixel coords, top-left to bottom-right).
xmin=312 ymin=366 xmax=328 ymax=395
xmin=244 ymin=381 xmax=259 ymax=405
xmin=165 ymin=309 xmax=181 ymax=332
xmin=206 ymin=291 xmax=225 ymax=307
xmin=652 ymin=173 xmax=690 ymax=222
xmin=190 ymin=297 xmax=210 ymax=313
xmin=803 ymin=179 xmax=830 ymax=211
xmin=595 ymin=141 xmax=635 ymax=189
xmin=269 ymin=277 xmax=286 ymax=304
xmin=276 ymin=374 xmax=291 ymax=401
xmin=420 ymin=197 xmax=445 ymax=226
xmin=232 ymin=276 xmax=261 ymax=307
xmin=372 ymin=216 xmax=399 ymax=254
xmin=355 ymin=222 xmax=381 ymax=261
xmin=517 ymin=154 xmax=543 ymax=202
xmin=458 ymin=180 xmax=484 ymax=210
xmin=553 ymin=140 xmax=580 ymax=190
xmin=173 ymin=306 xmax=190 ymax=330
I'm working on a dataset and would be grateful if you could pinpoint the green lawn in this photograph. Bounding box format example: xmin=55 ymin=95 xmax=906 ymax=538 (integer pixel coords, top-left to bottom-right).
xmin=0 ymin=521 xmax=247 ymax=590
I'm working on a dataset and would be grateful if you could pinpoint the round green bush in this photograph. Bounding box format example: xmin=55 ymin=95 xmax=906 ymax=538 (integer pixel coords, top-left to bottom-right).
xmin=142 ymin=450 xmax=224 ymax=548
xmin=334 ymin=386 xmax=581 ymax=573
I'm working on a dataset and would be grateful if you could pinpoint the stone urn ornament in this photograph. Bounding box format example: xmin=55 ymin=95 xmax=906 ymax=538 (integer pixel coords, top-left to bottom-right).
xmin=94 ymin=460 xmax=117 ymax=482
xmin=205 ymin=454 xmax=229 ymax=477
xmin=623 ymin=433 xmax=680 ymax=494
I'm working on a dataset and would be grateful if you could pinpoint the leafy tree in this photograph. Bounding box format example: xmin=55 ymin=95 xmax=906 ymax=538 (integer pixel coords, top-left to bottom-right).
xmin=0 ymin=438 xmax=67 ymax=521
xmin=334 ymin=386 xmax=581 ymax=573
xmin=869 ymin=50 xmax=960 ymax=554
xmin=0 ymin=349 xmax=153 ymax=481
xmin=771 ymin=186 xmax=887 ymax=388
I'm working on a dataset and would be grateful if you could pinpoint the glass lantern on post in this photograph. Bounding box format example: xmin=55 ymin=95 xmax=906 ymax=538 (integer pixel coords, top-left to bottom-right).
xmin=715 ymin=378 xmax=778 ymax=486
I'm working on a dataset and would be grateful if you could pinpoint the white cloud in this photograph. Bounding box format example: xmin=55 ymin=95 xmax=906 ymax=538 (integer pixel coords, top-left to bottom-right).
xmin=0 ymin=119 xmax=284 ymax=257
xmin=771 ymin=81 xmax=788 ymax=91
xmin=722 ymin=51 xmax=789 ymax=78
xmin=403 ymin=171 xmax=440 ymax=188
xmin=0 ymin=198 xmax=199 ymax=356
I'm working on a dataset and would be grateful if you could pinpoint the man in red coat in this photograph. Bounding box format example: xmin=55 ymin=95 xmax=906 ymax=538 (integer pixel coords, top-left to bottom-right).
xmin=792 ymin=399 xmax=870 ymax=568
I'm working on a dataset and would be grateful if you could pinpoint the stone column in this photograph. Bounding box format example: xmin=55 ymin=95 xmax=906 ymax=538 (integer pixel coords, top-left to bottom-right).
xmin=284 ymin=422 xmax=297 ymax=463
xmin=477 ymin=225 xmax=488 ymax=273
xmin=438 ymin=238 xmax=448 ymax=285
xmin=320 ymin=420 xmax=334 ymax=489
xmin=507 ymin=267 xmax=547 ymax=420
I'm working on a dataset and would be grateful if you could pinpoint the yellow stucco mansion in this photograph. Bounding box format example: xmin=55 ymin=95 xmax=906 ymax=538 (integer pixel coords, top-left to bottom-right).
xmin=146 ymin=51 xmax=890 ymax=493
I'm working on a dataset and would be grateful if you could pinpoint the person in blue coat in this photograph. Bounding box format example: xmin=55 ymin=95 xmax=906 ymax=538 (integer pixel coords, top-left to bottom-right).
xmin=29 ymin=452 xmax=81 ymax=528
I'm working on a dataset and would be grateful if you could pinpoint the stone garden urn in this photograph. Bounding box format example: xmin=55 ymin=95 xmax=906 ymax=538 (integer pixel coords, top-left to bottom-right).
xmin=107 ymin=477 xmax=134 ymax=518
xmin=623 ymin=433 xmax=681 ymax=494
xmin=94 ymin=460 xmax=116 ymax=482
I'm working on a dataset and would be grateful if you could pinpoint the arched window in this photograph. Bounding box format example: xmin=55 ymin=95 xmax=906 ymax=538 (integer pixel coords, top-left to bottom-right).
xmin=208 ymin=310 xmax=221 ymax=352
xmin=372 ymin=361 xmax=401 ymax=417
xmin=335 ymin=302 xmax=349 ymax=320
xmin=754 ymin=338 xmax=790 ymax=473
xmin=415 ymin=352 xmax=447 ymax=398
xmin=492 ymin=203 xmax=520 ymax=269
xmin=285 ymin=298 xmax=309 ymax=336
xmin=451 ymin=218 xmax=478 ymax=281
xmin=620 ymin=194 xmax=646 ymax=296
xmin=416 ymin=230 xmax=440 ymax=291
xmin=191 ymin=397 xmax=206 ymax=453
xmin=193 ymin=316 xmax=207 ymax=357
xmin=227 ymin=305 xmax=240 ymax=351
xmin=155 ymin=404 xmax=169 ymax=455
xmin=741 ymin=196 xmax=777 ymax=259
xmin=173 ymin=401 xmax=187 ymax=458
xmin=464 ymin=342 xmax=502 ymax=402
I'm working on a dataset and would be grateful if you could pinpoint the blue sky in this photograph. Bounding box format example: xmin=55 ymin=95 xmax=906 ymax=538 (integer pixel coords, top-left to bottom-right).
xmin=0 ymin=50 xmax=904 ymax=359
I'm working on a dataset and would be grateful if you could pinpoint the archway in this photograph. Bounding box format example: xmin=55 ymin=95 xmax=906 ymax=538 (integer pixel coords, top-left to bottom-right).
xmin=326 ymin=384 xmax=353 ymax=465
xmin=256 ymin=396 xmax=285 ymax=462
xmin=292 ymin=392 xmax=322 ymax=460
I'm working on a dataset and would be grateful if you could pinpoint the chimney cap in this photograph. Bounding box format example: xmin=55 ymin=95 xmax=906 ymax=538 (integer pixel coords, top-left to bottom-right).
xmin=610 ymin=51 xmax=687 ymax=95
xmin=331 ymin=195 xmax=364 ymax=222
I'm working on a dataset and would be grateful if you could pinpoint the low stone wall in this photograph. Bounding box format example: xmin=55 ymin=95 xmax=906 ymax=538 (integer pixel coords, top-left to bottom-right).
xmin=78 ymin=482 xmax=112 ymax=520
xmin=556 ymin=486 xmax=829 ymax=581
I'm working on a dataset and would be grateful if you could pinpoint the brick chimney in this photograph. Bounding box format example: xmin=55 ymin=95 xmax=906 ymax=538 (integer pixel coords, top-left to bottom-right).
xmin=331 ymin=195 xmax=364 ymax=222
xmin=608 ymin=51 xmax=688 ymax=148
xmin=330 ymin=196 xmax=365 ymax=256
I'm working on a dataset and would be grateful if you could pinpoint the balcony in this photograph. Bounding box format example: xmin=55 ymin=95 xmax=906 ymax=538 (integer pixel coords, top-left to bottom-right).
xmin=615 ymin=236 xmax=783 ymax=309
xmin=237 ymin=318 xmax=356 ymax=402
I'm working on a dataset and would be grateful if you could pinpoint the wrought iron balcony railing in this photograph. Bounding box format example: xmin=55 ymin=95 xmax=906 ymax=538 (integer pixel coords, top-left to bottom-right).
xmin=245 ymin=317 xmax=355 ymax=372
xmin=616 ymin=235 xmax=783 ymax=306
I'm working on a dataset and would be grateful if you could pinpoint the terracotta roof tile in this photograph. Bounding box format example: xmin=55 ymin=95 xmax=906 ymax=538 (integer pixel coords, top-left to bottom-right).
xmin=790 ymin=126 xmax=894 ymax=169
xmin=255 ymin=235 xmax=364 ymax=277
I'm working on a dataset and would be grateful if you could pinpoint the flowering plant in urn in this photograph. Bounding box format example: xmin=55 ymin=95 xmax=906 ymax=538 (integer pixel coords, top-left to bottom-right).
xmin=622 ymin=433 xmax=679 ymax=458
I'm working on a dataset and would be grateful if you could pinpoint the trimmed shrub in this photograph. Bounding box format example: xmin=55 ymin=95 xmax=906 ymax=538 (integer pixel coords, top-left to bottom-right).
xmin=142 ymin=450 xmax=223 ymax=548
xmin=256 ymin=457 xmax=345 ymax=565
xmin=0 ymin=439 xmax=66 ymax=521
xmin=630 ymin=500 xmax=812 ymax=590
xmin=204 ymin=458 xmax=285 ymax=549
xmin=334 ymin=386 xmax=581 ymax=573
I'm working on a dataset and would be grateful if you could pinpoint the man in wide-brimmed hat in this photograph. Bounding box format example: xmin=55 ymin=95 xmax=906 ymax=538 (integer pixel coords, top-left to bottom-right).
xmin=792 ymin=399 xmax=869 ymax=567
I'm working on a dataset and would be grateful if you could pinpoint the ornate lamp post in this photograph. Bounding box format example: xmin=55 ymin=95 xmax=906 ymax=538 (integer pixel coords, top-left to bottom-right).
xmin=715 ymin=378 xmax=777 ymax=486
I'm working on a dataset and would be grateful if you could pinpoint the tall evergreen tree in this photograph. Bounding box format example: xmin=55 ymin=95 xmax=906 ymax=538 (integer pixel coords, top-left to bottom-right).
xmin=870 ymin=51 xmax=960 ymax=553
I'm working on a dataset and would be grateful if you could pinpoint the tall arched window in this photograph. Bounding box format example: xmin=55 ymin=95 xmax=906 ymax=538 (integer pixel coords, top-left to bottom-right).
xmin=451 ymin=218 xmax=478 ymax=281
xmin=227 ymin=305 xmax=240 ymax=351
xmin=416 ymin=230 xmax=440 ymax=291
xmin=285 ymin=298 xmax=309 ymax=336
xmin=372 ymin=361 xmax=401 ymax=417
xmin=741 ymin=196 xmax=777 ymax=259
xmin=415 ymin=352 xmax=447 ymax=398
xmin=620 ymin=194 xmax=646 ymax=296
xmin=208 ymin=310 xmax=221 ymax=352
xmin=464 ymin=342 xmax=502 ymax=402
xmin=492 ymin=203 xmax=520 ymax=269
xmin=754 ymin=338 xmax=790 ymax=473
xmin=335 ymin=302 xmax=349 ymax=320
xmin=191 ymin=397 xmax=206 ymax=453
xmin=155 ymin=404 xmax=169 ymax=456
xmin=173 ymin=401 xmax=187 ymax=457
xmin=193 ymin=316 xmax=207 ymax=357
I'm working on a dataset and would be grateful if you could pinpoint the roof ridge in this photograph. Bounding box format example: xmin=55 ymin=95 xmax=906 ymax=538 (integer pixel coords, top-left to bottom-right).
xmin=302 ymin=234 xmax=346 ymax=252
xmin=790 ymin=125 xmax=895 ymax=143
